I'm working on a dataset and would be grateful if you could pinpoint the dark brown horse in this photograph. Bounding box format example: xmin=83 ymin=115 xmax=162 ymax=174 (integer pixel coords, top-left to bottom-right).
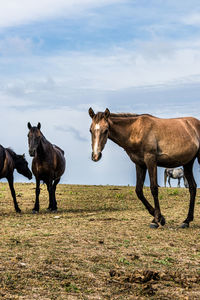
xmin=27 ymin=122 xmax=66 ymax=212
xmin=89 ymin=108 xmax=200 ymax=228
xmin=0 ymin=145 xmax=32 ymax=212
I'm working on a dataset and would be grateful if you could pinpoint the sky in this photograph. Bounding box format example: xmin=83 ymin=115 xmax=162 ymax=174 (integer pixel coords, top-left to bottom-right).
xmin=1 ymin=0 xmax=200 ymax=186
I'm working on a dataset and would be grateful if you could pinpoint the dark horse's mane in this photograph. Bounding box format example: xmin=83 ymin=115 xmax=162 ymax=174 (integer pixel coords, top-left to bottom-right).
xmin=6 ymin=148 xmax=18 ymax=159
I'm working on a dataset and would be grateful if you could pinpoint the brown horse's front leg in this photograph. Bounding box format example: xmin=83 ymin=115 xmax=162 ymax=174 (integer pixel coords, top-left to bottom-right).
xmin=135 ymin=164 xmax=155 ymax=218
xmin=146 ymin=157 xmax=165 ymax=228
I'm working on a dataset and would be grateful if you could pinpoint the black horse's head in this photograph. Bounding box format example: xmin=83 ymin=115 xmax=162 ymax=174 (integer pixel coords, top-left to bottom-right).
xmin=15 ymin=154 xmax=32 ymax=180
xmin=27 ymin=122 xmax=42 ymax=157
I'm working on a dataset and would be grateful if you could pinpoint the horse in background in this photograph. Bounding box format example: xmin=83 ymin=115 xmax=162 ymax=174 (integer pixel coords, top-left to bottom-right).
xmin=164 ymin=168 xmax=189 ymax=188
xmin=89 ymin=107 xmax=200 ymax=229
xmin=27 ymin=122 xmax=66 ymax=213
xmin=0 ymin=145 xmax=32 ymax=212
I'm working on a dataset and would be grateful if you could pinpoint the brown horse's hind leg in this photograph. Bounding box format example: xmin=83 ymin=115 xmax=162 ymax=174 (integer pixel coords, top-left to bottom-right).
xmin=145 ymin=157 xmax=165 ymax=228
xmin=135 ymin=164 xmax=156 ymax=224
xmin=7 ymin=175 xmax=21 ymax=213
xmin=181 ymin=161 xmax=197 ymax=228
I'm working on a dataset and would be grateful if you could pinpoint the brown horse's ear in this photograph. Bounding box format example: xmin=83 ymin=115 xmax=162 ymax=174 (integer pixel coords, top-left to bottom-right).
xmin=27 ymin=122 xmax=32 ymax=129
xmin=104 ymin=108 xmax=110 ymax=120
xmin=37 ymin=122 xmax=41 ymax=130
xmin=89 ymin=107 xmax=95 ymax=119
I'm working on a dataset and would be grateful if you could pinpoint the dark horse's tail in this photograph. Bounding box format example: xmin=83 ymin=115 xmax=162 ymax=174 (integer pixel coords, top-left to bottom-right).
xmin=0 ymin=145 xmax=5 ymax=174
xmin=197 ymin=150 xmax=200 ymax=165
xmin=164 ymin=169 xmax=168 ymax=187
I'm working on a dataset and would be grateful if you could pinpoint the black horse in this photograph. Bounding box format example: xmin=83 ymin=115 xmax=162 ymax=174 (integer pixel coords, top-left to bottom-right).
xmin=0 ymin=145 xmax=32 ymax=212
xmin=27 ymin=122 xmax=66 ymax=212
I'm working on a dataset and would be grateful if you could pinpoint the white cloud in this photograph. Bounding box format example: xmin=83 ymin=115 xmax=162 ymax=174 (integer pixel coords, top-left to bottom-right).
xmin=182 ymin=12 xmax=200 ymax=26
xmin=4 ymin=43 xmax=200 ymax=91
xmin=0 ymin=0 xmax=125 ymax=28
xmin=0 ymin=36 xmax=36 ymax=55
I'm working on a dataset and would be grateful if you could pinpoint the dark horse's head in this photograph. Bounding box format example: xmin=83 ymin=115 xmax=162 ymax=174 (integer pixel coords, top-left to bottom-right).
xmin=88 ymin=107 xmax=110 ymax=162
xmin=27 ymin=122 xmax=42 ymax=157
xmin=15 ymin=153 xmax=32 ymax=180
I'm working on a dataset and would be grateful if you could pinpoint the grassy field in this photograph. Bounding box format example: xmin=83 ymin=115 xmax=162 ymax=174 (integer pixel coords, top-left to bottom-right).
xmin=0 ymin=183 xmax=200 ymax=299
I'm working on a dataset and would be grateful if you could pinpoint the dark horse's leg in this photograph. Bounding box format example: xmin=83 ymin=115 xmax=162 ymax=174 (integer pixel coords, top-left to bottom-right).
xmin=47 ymin=179 xmax=58 ymax=211
xmin=47 ymin=180 xmax=53 ymax=210
xmin=145 ymin=157 xmax=165 ymax=228
xmin=135 ymin=164 xmax=156 ymax=223
xmin=33 ymin=178 xmax=40 ymax=213
xmin=177 ymin=177 xmax=181 ymax=188
xmin=52 ymin=178 xmax=60 ymax=211
xmin=7 ymin=175 xmax=21 ymax=213
xmin=181 ymin=160 xmax=196 ymax=228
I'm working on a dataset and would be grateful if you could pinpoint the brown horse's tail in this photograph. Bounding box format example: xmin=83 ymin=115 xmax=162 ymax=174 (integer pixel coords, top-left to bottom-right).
xmin=0 ymin=145 xmax=5 ymax=174
xmin=164 ymin=169 xmax=167 ymax=187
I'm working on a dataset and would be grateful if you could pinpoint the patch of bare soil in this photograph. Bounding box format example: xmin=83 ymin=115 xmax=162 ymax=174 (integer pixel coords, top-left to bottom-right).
xmin=0 ymin=183 xmax=199 ymax=299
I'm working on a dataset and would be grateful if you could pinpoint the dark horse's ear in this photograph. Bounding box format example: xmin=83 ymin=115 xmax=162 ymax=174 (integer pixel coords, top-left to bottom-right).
xmin=27 ymin=122 xmax=32 ymax=129
xmin=88 ymin=107 xmax=95 ymax=119
xmin=37 ymin=122 xmax=41 ymax=130
xmin=104 ymin=108 xmax=110 ymax=120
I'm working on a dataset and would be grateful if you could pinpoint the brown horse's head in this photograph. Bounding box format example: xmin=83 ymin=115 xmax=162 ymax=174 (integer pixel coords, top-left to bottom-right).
xmin=88 ymin=107 xmax=110 ymax=162
xmin=27 ymin=122 xmax=42 ymax=157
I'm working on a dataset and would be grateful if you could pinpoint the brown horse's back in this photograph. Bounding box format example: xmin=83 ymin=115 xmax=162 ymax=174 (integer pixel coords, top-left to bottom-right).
xmin=128 ymin=115 xmax=200 ymax=168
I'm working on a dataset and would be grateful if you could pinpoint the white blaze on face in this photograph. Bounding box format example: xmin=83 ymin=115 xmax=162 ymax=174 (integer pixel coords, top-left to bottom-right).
xmin=93 ymin=123 xmax=100 ymax=155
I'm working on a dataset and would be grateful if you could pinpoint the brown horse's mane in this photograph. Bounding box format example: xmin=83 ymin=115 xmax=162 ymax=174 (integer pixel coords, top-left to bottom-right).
xmin=109 ymin=113 xmax=155 ymax=124
xmin=93 ymin=112 xmax=156 ymax=125
xmin=110 ymin=113 xmax=154 ymax=118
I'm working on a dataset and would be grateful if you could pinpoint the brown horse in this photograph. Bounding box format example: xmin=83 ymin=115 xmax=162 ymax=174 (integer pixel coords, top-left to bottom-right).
xmin=89 ymin=107 xmax=200 ymax=228
xmin=0 ymin=145 xmax=32 ymax=212
xmin=27 ymin=122 xmax=66 ymax=212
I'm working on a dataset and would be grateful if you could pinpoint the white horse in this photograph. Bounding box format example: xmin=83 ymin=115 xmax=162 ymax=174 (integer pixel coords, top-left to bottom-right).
xmin=164 ymin=168 xmax=189 ymax=188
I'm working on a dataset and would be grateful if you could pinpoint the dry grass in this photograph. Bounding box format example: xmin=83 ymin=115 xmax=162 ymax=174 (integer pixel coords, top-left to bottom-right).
xmin=0 ymin=183 xmax=200 ymax=299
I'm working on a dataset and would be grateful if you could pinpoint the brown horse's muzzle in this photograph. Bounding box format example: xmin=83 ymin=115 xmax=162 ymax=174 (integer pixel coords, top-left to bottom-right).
xmin=92 ymin=152 xmax=102 ymax=162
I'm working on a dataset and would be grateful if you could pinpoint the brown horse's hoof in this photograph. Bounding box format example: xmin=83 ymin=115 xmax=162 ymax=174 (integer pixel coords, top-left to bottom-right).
xmin=150 ymin=223 xmax=159 ymax=229
xmin=16 ymin=208 xmax=21 ymax=213
xmin=180 ymin=222 xmax=189 ymax=228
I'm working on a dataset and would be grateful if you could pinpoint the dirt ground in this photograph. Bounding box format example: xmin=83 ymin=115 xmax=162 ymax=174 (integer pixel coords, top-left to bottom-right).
xmin=0 ymin=183 xmax=200 ymax=299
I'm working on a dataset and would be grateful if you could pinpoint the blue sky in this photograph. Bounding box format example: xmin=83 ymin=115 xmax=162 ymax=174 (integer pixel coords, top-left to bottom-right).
xmin=1 ymin=0 xmax=200 ymax=186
